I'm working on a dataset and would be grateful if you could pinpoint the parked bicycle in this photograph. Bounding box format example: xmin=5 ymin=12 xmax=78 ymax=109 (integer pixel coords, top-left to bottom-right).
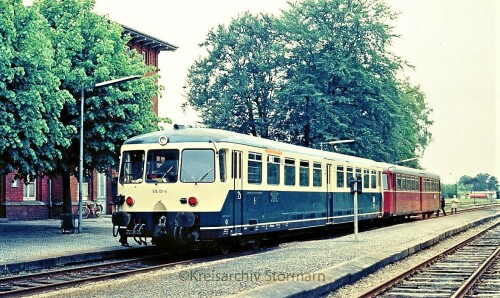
xmin=82 ymin=200 xmax=103 ymax=219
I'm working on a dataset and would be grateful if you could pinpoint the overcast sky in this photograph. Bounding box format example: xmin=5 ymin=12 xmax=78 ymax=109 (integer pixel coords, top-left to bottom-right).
xmin=91 ymin=0 xmax=498 ymax=183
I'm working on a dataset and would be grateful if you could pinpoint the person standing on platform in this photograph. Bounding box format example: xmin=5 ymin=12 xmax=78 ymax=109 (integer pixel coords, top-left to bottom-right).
xmin=437 ymin=197 xmax=446 ymax=216
xmin=451 ymin=195 xmax=458 ymax=214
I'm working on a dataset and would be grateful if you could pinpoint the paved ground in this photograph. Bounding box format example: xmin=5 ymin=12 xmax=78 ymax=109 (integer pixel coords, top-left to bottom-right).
xmin=0 ymin=215 xmax=134 ymax=273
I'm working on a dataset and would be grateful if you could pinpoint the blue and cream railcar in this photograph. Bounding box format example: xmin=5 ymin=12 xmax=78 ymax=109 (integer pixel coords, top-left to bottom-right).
xmin=112 ymin=127 xmax=384 ymax=248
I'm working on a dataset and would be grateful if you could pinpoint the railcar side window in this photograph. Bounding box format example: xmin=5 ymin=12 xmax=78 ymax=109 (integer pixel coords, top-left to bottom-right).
xmin=313 ymin=162 xmax=322 ymax=187
xmin=181 ymin=149 xmax=215 ymax=183
xmin=382 ymin=173 xmax=388 ymax=190
xmin=336 ymin=166 xmax=344 ymax=188
xmin=371 ymin=170 xmax=377 ymax=188
xmin=346 ymin=167 xmax=353 ymax=186
xmin=363 ymin=169 xmax=369 ymax=189
xmin=120 ymin=150 xmax=145 ymax=184
xmin=248 ymin=152 xmax=262 ymax=184
xmin=219 ymin=150 xmax=227 ymax=182
xmin=396 ymin=175 xmax=401 ymax=190
xmin=356 ymin=168 xmax=362 ymax=187
xmin=146 ymin=150 xmax=179 ymax=183
xmin=284 ymin=158 xmax=296 ymax=186
xmin=267 ymin=155 xmax=281 ymax=185
xmin=299 ymin=160 xmax=310 ymax=186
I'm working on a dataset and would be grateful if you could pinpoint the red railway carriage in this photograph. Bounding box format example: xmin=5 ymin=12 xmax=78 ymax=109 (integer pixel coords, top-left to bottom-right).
xmin=380 ymin=164 xmax=440 ymax=218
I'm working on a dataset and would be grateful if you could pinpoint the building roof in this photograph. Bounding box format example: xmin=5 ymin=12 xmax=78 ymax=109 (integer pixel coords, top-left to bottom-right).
xmin=122 ymin=24 xmax=178 ymax=52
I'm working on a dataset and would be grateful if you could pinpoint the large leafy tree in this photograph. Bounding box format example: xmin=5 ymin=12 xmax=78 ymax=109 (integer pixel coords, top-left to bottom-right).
xmin=187 ymin=12 xmax=284 ymax=138
xmin=35 ymin=0 xmax=160 ymax=212
xmin=0 ymin=0 xmax=72 ymax=178
xmin=275 ymin=0 xmax=432 ymax=163
xmin=186 ymin=0 xmax=433 ymax=166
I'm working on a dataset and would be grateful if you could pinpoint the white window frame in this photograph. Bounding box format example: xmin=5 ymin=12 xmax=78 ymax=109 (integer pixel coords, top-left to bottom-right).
xmin=23 ymin=177 xmax=36 ymax=201
xmin=97 ymin=172 xmax=107 ymax=200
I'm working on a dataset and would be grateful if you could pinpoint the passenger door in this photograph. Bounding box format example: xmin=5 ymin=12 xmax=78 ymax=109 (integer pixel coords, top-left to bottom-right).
xmin=232 ymin=150 xmax=243 ymax=235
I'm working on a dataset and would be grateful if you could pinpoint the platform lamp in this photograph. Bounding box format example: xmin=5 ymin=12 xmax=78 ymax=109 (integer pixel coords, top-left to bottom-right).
xmin=319 ymin=139 xmax=355 ymax=151
xmin=78 ymin=75 xmax=142 ymax=234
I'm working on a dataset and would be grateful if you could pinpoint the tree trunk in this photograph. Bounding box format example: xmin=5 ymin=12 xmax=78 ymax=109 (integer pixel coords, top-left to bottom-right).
xmin=303 ymin=96 xmax=311 ymax=147
xmin=62 ymin=172 xmax=72 ymax=214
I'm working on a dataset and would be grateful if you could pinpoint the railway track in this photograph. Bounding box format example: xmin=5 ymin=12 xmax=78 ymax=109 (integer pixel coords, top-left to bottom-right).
xmin=360 ymin=222 xmax=500 ymax=297
xmin=0 ymin=249 xmax=261 ymax=297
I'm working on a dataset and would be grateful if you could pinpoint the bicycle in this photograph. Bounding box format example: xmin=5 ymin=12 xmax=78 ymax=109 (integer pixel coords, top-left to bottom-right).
xmin=82 ymin=201 xmax=103 ymax=219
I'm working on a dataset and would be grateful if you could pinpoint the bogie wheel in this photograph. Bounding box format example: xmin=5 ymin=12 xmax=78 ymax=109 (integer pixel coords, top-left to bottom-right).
xmin=82 ymin=206 xmax=90 ymax=219
xmin=249 ymin=238 xmax=261 ymax=250
xmin=216 ymin=239 xmax=232 ymax=255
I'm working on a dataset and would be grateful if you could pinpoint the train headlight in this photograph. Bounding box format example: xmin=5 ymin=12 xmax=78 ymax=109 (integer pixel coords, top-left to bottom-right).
xmin=126 ymin=196 xmax=135 ymax=207
xmin=188 ymin=196 xmax=198 ymax=207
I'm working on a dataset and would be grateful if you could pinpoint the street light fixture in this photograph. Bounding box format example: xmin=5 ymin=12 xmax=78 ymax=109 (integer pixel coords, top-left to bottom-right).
xmin=78 ymin=75 xmax=142 ymax=234
xmin=319 ymin=139 xmax=355 ymax=150
xmin=395 ymin=157 xmax=419 ymax=164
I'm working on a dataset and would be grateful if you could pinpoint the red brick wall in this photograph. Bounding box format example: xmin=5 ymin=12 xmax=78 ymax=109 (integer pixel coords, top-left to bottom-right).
xmin=127 ymin=41 xmax=160 ymax=116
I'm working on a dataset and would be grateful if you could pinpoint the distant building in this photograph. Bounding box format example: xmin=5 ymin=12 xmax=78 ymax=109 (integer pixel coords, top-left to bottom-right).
xmin=468 ymin=191 xmax=497 ymax=199
xmin=0 ymin=24 xmax=177 ymax=220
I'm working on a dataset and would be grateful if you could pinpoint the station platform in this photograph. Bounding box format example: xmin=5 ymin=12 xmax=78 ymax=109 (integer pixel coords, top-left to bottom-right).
xmin=0 ymin=215 xmax=144 ymax=275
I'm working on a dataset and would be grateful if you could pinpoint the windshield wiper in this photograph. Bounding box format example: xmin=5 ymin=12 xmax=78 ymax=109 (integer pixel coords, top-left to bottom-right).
xmin=196 ymin=168 xmax=214 ymax=184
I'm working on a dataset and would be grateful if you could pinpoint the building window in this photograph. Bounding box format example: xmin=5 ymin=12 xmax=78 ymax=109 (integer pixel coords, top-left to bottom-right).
xmin=23 ymin=177 xmax=36 ymax=200
xmin=77 ymin=181 xmax=89 ymax=200
xmin=97 ymin=172 xmax=106 ymax=200
xmin=11 ymin=178 xmax=19 ymax=188
xmin=142 ymin=50 xmax=148 ymax=63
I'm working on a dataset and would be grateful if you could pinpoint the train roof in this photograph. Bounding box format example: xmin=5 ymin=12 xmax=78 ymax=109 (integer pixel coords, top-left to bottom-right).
xmin=375 ymin=162 xmax=440 ymax=179
xmin=124 ymin=127 xmax=440 ymax=179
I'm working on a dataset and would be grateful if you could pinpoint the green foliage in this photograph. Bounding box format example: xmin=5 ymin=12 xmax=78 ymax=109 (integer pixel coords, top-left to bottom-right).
xmin=441 ymin=183 xmax=457 ymax=198
xmin=185 ymin=0 xmax=433 ymax=165
xmin=187 ymin=12 xmax=284 ymax=138
xmin=35 ymin=0 xmax=160 ymax=175
xmin=0 ymin=0 xmax=72 ymax=178
xmin=459 ymin=173 xmax=498 ymax=191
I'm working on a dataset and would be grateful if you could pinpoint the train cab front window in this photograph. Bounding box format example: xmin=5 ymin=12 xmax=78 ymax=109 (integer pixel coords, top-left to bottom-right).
xmin=181 ymin=149 xmax=215 ymax=183
xmin=146 ymin=150 xmax=180 ymax=183
xmin=120 ymin=150 xmax=145 ymax=184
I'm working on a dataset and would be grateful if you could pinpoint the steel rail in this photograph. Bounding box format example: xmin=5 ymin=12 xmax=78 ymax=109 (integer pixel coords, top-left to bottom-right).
xmin=358 ymin=221 xmax=500 ymax=298
xmin=0 ymin=248 xmax=262 ymax=297
xmin=450 ymin=246 xmax=500 ymax=298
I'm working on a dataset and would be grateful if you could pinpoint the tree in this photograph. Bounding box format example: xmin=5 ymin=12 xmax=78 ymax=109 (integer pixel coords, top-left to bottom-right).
xmin=185 ymin=0 xmax=433 ymax=165
xmin=276 ymin=0 xmax=432 ymax=163
xmin=35 ymin=0 xmax=160 ymax=212
xmin=186 ymin=12 xmax=284 ymax=138
xmin=0 ymin=0 xmax=72 ymax=179
xmin=458 ymin=173 xmax=498 ymax=192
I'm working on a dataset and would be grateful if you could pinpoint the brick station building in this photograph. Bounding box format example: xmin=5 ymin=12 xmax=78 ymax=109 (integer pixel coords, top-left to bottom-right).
xmin=0 ymin=25 xmax=177 ymax=220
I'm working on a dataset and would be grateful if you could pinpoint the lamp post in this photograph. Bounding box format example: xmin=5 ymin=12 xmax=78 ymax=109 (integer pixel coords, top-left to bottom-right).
xmin=78 ymin=75 xmax=142 ymax=234
xmin=395 ymin=157 xmax=419 ymax=164
xmin=319 ymin=139 xmax=355 ymax=150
